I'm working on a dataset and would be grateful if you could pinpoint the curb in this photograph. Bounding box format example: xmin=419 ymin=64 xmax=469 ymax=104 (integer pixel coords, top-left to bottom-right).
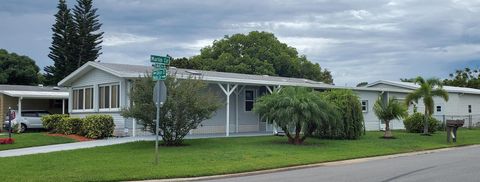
xmin=134 ymin=144 xmax=480 ymax=182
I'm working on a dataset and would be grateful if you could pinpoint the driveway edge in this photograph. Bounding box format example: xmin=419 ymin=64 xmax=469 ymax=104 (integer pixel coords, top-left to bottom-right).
xmin=136 ymin=144 xmax=480 ymax=182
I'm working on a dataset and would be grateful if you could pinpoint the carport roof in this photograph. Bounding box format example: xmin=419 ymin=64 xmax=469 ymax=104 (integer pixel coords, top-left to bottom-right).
xmin=0 ymin=85 xmax=68 ymax=99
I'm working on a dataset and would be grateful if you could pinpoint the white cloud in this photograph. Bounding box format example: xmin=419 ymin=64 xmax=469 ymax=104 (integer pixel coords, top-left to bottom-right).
xmin=102 ymin=32 xmax=157 ymax=47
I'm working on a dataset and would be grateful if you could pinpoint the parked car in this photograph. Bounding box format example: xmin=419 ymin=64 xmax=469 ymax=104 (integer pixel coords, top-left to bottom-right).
xmin=3 ymin=110 xmax=51 ymax=133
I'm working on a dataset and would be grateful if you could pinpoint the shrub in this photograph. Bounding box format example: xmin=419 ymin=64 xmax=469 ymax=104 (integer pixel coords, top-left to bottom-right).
xmin=316 ymin=89 xmax=364 ymax=139
xmin=41 ymin=114 xmax=69 ymax=133
xmin=0 ymin=138 xmax=15 ymax=144
xmin=58 ymin=117 xmax=83 ymax=135
xmin=403 ymin=112 xmax=440 ymax=133
xmin=81 ymin=115 xmax=115 ymax=139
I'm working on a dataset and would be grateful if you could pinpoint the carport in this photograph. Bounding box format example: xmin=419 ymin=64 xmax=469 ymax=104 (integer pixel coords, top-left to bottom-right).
xmin=0 ymin=85 xmax=69 ymax=126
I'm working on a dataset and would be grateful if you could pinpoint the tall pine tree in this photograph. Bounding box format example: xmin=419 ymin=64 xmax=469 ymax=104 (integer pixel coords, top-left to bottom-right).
xmin=45 ymin=0 xmax=103 ymax=85
xmin=73 ymin=0 xmax=103 ymax=67
xmin=45 ymin=0 xmax=75 ymax=85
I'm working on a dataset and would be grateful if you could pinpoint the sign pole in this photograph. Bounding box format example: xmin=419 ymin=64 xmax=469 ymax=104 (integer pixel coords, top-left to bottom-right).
xmin=151 ymin=54 xmax=170 ymax=166
xmin=155 ymin=80 xmax=160 ymax=165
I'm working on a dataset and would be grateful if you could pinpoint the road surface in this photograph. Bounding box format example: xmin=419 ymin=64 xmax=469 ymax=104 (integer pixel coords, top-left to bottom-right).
xmin=203 ymin=145 xmax=480 ymax=182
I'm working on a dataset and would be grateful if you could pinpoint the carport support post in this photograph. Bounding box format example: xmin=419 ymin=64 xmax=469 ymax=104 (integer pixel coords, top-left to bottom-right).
xmin=218 ymin=83 xmax=238 ymax=136
xmin=62 ymin=99 xmax=65 ymax=114
xmin=17 ymin=97 xmax=22 ymax=131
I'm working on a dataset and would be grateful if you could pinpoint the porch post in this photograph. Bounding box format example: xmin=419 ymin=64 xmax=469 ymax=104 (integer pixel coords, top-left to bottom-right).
xmin=62 ymin=99 xmax=65 ymax=114
xmin=234 ymin=86 xmax=245 ymax=133
xmin=218 ymin=83 xmax=238 ymax=136
xmin=132 ymin=118 xmax=136 ymax=137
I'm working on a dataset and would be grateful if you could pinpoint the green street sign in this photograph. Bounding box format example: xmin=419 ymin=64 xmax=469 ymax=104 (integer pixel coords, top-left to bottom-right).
xmin=150 ymin=54 xmax=170 ymax=81
xmin=150 ymin=55 xmax=171 ymax=64
xmin=153 ymin=68 xmax=167 ymax=81
xmin=152 ymin=63 xmax=166 ymax=69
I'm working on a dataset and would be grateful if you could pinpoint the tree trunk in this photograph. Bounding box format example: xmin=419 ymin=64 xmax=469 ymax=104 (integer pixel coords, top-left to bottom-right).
xmin=292 ymin=122 xmax=303 ymax=145
xmin=383 ymin=121 xmax=393 ymax=138
xmin=423 ymin=109 xmax=429 ymax=135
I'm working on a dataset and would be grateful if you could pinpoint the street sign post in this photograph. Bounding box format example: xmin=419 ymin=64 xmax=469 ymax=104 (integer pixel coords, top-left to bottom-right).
xmin=150 ymin=54 xmax=171 ymax=165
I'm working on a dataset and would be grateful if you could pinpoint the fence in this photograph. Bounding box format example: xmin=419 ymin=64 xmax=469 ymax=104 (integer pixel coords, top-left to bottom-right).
xmin=432 ymin=114 xmax=480 ymax=130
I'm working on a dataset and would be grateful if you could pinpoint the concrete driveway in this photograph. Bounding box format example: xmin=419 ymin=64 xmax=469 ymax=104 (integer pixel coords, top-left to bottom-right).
xmin=203 ymin=145 xmax=480 ymax=182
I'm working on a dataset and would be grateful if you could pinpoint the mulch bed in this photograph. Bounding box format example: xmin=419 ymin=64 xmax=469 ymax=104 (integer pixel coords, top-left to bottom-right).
xmin=47 ymin=133 xmax=94 ymax=142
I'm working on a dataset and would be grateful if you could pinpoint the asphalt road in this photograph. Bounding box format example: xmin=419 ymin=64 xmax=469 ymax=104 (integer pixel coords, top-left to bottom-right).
xmin=203 ymin=145 xmax=480 ymax=182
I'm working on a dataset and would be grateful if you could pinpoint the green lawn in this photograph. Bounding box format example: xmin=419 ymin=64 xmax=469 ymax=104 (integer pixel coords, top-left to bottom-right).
xmin=0 ymin=130 xmax=479 ymax=182
xmin=0 ymin=132 xmax=76 ymax=151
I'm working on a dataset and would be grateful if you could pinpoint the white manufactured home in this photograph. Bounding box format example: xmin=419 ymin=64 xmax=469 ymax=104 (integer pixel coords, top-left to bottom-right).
xmin=58 ymin=62 xmax=480 ymax=136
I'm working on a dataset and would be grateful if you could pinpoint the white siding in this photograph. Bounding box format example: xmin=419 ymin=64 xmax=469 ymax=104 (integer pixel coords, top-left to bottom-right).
xmin=69 ymin=69 xmax=129 ymax=135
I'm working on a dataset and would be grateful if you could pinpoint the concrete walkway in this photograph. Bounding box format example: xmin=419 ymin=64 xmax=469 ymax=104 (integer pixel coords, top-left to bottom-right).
xmin=0 ymin=132 xmax=271 ymax=158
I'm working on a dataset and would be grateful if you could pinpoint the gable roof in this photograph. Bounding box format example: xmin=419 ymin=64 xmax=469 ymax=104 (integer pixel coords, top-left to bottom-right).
xmin=58 ymin=62 xmax=335 ymax=88
xmin=58 ymin=62 xmax=423 ymax=93
xmin=367 ymin=80 xmax=480 ymax=95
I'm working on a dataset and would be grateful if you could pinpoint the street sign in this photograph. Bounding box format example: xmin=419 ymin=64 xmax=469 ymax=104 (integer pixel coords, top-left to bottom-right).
xmin=152 ymin=68 xmax=167 ymax=81
xmin=150 ymin=55 xmax=171 ymax=64
xmin=153 ymin=81 xmax=167 ymax=107
xmin=150 ymin=54 xmax=171 ymax=81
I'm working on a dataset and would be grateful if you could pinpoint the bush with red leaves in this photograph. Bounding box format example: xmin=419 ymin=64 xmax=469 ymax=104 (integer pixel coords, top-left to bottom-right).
xmin=0 ymin=138 xmax=15 ymax=144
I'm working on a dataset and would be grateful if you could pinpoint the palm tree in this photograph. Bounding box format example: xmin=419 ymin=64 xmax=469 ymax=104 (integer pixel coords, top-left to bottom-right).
xmin=405 ymin=77 xmax=449 ymax=135
xmin=373 ymin=96 xmax=408 ymax=138
xmin=253 ymin=87 xmax=338 ymax=145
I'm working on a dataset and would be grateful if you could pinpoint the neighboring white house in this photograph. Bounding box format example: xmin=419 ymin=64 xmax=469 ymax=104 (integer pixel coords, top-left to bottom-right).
xmin=58 ymin=62 xmax=480 ymax=136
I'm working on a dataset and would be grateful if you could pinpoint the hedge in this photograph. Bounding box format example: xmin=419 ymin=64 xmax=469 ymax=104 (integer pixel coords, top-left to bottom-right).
xmin=403 ymin=112 xmax=440 ymax=133
xmin=58 ymin=117 xmax=83 ymax=135
xmin=41 ymin=114 xmax=69 ymax=133
xmin=81 ymin=115 xmax=115 ymax=139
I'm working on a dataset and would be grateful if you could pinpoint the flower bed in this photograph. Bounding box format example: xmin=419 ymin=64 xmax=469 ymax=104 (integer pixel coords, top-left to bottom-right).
xmin=0 ymin=138 xmax=15 ymax=144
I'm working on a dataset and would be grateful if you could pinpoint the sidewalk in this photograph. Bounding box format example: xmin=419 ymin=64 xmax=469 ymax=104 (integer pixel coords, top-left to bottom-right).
xmin=0 ymin=132 xmax=271 ymax=158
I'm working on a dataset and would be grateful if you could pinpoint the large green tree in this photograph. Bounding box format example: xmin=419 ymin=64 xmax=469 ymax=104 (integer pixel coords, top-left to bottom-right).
xmin=72 ymin=0 xmax=104 ymax=67
xmin=0 ymin=49 xmax=41 ymax=85
xmin=171 ymin=31 xmax=333 ymax=84
xmin=405 ymin=77 xmax=449 ymax=135
xmin=253 ymin=87 xmax=338 ymax=145
xmin=443 ymin=67 xmax=480 ymax=89
xmin=373 ymin=96 xmax=408 ymax=138
xmin=44 ymin=0 xmax=76 ymax=85
xmin=45 ymin=0 xmax=103 ymax=85
xmin=122 ymin=76 xmax=221 ymax=146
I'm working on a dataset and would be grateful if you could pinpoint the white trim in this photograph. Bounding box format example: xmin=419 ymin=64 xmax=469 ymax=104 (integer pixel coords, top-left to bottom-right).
xmin=98 ymin=83 xmax=121 ymax=110
xmin=72 ymin=86 xmax=94 ymax=111
xmin=361 ymin=100 xmax=369 ymax=113
xmin=71 ymin=109 xmax=95 ymax=113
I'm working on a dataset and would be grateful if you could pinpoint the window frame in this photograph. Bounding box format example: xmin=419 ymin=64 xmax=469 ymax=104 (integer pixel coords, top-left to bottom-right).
xmin=361 ymin=100 xmax=368 ymax=113
xmin=468 ymin=105 xmax=472 ymax=113
xmin=99 ymin=83 xmax=121 ymax=111
xmin=436 ymin=106 xmax=442 ymax=112
xmin=244 ymin=89 xmax=255 ymax=112
xmin=72 ymin=86 xmax=94 ymax=112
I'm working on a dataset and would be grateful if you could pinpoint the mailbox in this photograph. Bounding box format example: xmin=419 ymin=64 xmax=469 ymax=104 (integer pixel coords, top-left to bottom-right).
xmin=446 ymin=120 xmax=464 ymax=127
xmin=446 ymin=119 xmax=464 ymax=143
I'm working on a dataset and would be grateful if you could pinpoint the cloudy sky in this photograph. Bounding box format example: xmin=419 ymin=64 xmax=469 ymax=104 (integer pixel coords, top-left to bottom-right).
xmin=1 ymin=0 xmax=480 ymax=85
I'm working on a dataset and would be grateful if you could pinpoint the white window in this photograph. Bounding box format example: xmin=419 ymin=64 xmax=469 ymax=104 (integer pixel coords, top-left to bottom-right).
xmin=468 ymin=105 xmax=472 ymax=113
xmin=436 ymin=106 xmax=442 ymax=112
xmin=99 ymin=84 xmax=120 ymax=109
xmin=361 ymin=100 xmax=368 ymax=112
xmin=245 ymin=90 xmax=255 ymax=112
xmin=72 ymin=87 xmax=93 ymax=110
